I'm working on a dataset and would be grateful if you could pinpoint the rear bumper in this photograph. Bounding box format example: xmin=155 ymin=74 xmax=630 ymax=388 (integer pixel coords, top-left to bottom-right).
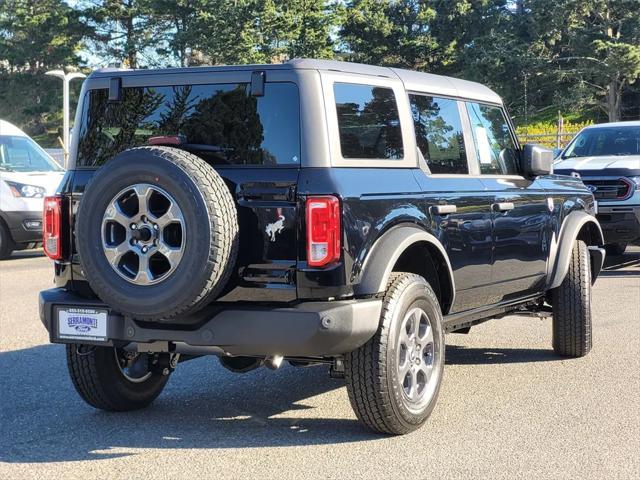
xmin=596 ymin=205 xmax=640 ymax=245
xmin=39 ymin=288 xmax=381 ymax=357
xmin=0 ymin=210 xmax=42 ymax=244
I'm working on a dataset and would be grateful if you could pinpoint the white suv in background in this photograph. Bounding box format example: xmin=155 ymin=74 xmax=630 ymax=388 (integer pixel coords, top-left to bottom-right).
xmin=0 ymin=120 xmax=65 ymax=259
xmin=555 ymin=121 xmax=640 ymax=255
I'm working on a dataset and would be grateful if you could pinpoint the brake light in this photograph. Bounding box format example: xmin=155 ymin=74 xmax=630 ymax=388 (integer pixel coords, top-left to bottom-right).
xmin=306 ymin=196 xmax=341 ymax=267
xmin=43 ymin=196 xmax=63 ymax=260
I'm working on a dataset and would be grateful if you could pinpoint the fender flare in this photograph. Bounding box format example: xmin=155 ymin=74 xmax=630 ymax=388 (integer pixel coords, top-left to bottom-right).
xmin=353 ymin=225 xmax=456 ymax=313
xmin=547 ymin=210 xmax=605 ymax=290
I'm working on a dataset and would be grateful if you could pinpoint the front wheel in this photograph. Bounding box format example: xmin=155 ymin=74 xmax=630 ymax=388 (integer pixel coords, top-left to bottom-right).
xmin=345 ymin=273 xmax=445 ymax=435
xmin=66 ymin=344 xmax=170 ymax=411
xmin=551 ymin=240 xmax=592 ymax=357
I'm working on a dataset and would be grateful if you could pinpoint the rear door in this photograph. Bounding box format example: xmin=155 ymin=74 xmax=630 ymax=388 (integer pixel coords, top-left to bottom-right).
xmin=464 ymin=101 xmax=550 ymax=301
xmin=409 ymin=94 xmax=494 ymax=313
xmin=72 ymin=71 xmax=302 ymax=300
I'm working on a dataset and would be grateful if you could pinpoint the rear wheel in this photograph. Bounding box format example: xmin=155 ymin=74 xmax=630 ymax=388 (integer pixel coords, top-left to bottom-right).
xmin=0 ymin=221 xmax=14 ymax=260
xmin=66 ymin=344 xmax=170 ymax=411
xmin=551 ymin=240 xmax=592 ymax=357
xmin=345 ymin=273 xmax=445 ymax=435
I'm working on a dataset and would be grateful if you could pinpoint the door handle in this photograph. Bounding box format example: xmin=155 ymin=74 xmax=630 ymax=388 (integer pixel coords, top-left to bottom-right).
xmin=430 ymin=204 xmax=457 ymax=215
xmin=492 ymin=202 xmax=515 ymax=212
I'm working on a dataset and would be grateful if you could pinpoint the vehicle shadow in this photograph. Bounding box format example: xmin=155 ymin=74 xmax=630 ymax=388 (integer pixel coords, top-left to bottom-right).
xmin=445 ymin=345 xmax=562 ymax=365
xmin=0 ymin=344 xmax=376 ymax=464
xmin=0 ymin=340 xmax=570 ymax=463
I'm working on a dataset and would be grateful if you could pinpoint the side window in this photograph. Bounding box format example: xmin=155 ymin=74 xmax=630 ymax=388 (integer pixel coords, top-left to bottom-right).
xmin=466 ymin=102 xmax=519 ymax=175
xmin=333 ymin=83 xmax=403 ymax=160
xmin=409 ymin=95 xmax=468 ymax=174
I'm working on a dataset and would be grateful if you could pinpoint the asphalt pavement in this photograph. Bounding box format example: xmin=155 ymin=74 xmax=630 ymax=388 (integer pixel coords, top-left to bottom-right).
xmin=1 ymin=248 xmax=638 ymax=479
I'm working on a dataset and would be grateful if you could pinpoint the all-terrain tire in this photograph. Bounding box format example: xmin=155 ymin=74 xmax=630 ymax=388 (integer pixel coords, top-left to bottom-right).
xmin=551 ymin=240 xmax=592 ymax=357
xmin=0 ymin=220 xmax=15 ymax=260
xmin=75 ymin=146 xmax=239 ymax=321
xmin=345 ymin=273 xmax=445 ymax=435
xmin=66 ymin=344 xmax=169 ymax=411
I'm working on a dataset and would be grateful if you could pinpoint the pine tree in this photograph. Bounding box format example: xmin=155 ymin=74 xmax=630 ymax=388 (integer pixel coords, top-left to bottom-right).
xmin=0 ymin=0 xmax=91 ymax=72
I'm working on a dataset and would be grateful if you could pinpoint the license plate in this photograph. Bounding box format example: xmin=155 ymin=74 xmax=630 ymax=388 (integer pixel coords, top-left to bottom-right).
xmin=58 ymin=307 xmax=108 ymax=342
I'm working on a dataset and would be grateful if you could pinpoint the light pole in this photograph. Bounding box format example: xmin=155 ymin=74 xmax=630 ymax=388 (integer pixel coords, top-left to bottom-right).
xmin=45 ymin=70 xmax=86 ymax=168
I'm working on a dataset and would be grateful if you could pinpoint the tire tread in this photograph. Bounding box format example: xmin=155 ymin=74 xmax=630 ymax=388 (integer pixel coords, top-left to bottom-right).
xmin=345 ymin=273 xmax=442 ymax=435
xmin=76 ymin=146 xmax=239 ymax=320
xmin=552 ymin=240 xmax=592 ymax=357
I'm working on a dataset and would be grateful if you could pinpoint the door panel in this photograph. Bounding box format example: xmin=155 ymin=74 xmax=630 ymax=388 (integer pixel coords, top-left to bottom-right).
xmin=413 ymin=172 xmax=494 ymax=313
xmin=481 ymin=177 xmax=550 ymax=302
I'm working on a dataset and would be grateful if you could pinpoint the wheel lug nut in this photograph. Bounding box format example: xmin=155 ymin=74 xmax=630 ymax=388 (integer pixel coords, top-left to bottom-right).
xmin=131 ymin=223 xmax=137 ymax=230
xmin=153 ymin=224 xmax=159 ymax=230
xmin=142 ymin=246 xmax=148 ymax=253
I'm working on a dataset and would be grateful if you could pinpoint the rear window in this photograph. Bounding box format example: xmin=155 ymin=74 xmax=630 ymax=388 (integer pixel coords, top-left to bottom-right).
xmin=76 ymin=82 xmax=300 ymax=167
xmin=334 ymin=83 xmax=403 ymax=160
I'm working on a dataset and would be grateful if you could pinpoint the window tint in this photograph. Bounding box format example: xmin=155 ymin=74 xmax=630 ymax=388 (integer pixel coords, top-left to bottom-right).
xmin=466 ymin=102 xmax=519 ymax=175
xmin=409 ymin=95 xmax=467 ymax=174
xmin=77 ymin=83 xmax=300 ymax=167
xmin=334 ymin=83 xmax=403 ymax=160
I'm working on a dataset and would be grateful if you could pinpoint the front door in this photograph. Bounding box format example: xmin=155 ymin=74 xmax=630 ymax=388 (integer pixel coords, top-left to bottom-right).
xmin=465 ymin=101 xmax=550 ymax=303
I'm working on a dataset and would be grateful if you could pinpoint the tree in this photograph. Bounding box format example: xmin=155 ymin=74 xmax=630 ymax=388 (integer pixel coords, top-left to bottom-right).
xmin=0 ymin=0 xmax=91 ymax=72
xmin=80 ymin=0 xmax=164 ymax=68
xmin=572 ymin=0 xmax=640 ymax=121
xmin=278 ymin=0 xmax=334 ymax=60
xmin=339 ymin=0 xmax=440 ymax=70
xmin=151 ymin=0 xmax=200 ymax=66
xmin=526 ymin=0 xmax=640 ymax=121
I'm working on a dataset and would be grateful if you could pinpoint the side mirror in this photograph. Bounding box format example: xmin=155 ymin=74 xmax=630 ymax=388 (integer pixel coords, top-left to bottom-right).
xmin=521 ymin=143 xmax=553 ymax=177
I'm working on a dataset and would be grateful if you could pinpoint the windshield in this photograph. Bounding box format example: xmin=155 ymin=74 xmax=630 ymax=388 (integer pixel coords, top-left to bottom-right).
xmin=563 ymin=126 xmax=640 ymax=158
xmin=0 ymin=135 xmax=63 ymax=172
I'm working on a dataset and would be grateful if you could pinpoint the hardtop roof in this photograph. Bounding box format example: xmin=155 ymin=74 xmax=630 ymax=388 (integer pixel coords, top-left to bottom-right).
xmin=89 ymin=58 xmax=503 ymax=105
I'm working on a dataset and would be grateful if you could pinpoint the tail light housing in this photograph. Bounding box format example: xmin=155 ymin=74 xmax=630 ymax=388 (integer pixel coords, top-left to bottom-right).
xmin=43 ymin=196 xmax=63 ymax=260
xmin=306 ymin=196 xmax=341 ymax=267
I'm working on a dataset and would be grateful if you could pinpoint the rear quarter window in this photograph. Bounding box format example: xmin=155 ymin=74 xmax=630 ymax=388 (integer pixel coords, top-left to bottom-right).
xmin=409 ymin=95 xmax=468 ymax=174
xmin=76 ymin=82 xmax=300 ymax=167
xmin=333 ymin=83 xmax=403 ymax=160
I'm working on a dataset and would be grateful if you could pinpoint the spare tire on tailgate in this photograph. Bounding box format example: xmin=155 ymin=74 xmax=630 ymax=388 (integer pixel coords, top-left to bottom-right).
xmin=76 ymin=146 xmax=238 ymax=321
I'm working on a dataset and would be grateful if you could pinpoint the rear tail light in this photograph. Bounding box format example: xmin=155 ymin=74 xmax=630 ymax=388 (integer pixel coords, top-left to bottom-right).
xmin=306 ymin=196 xmax=341 ymax=267
xmin=43 ymin=196 xmax=63 ymax=260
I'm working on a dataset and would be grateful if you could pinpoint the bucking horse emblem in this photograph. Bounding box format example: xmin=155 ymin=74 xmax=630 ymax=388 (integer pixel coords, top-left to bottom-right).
xmin=265 ymin=214 xmax=285 ymax=242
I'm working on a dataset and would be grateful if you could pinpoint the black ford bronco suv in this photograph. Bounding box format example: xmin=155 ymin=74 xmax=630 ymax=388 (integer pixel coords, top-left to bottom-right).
xmin=39 ymin=59 xmax=605 ymax=435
